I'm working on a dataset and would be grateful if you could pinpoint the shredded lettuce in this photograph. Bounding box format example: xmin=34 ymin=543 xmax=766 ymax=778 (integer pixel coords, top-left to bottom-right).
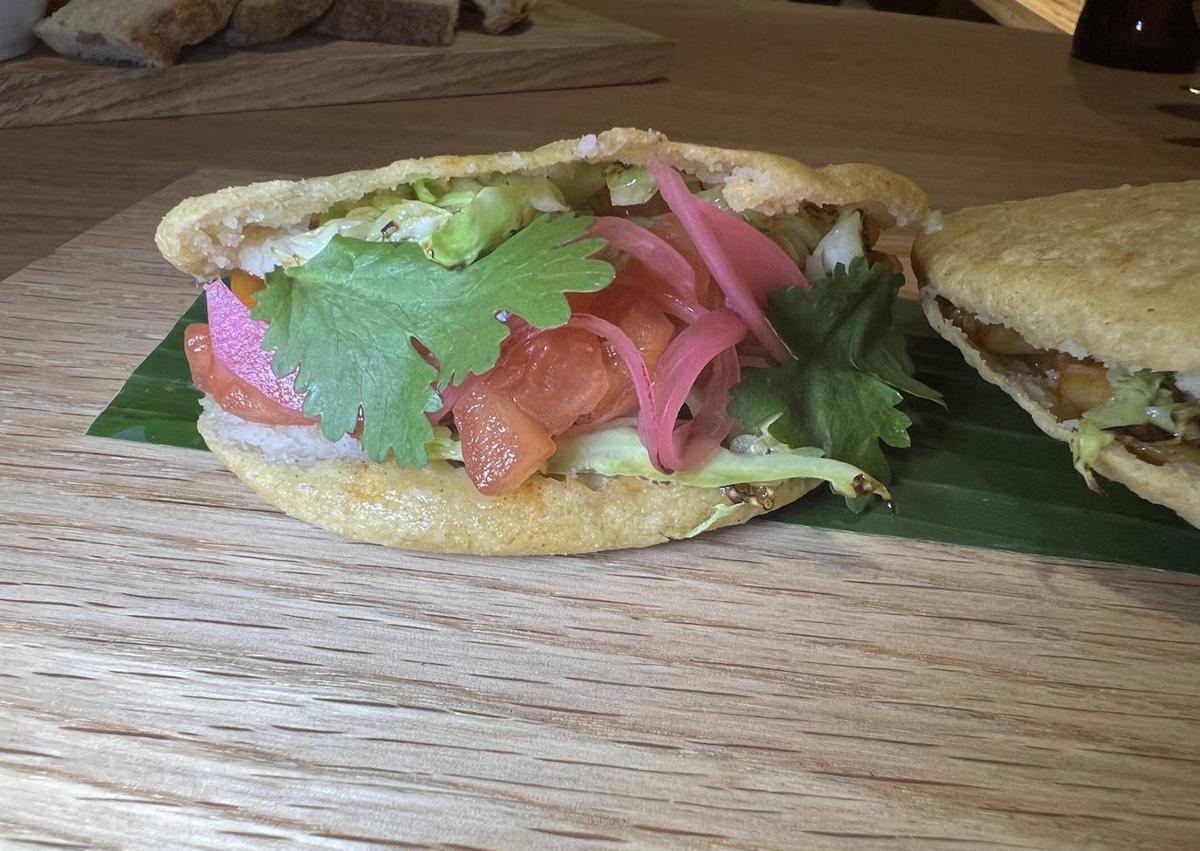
xmin=546 ymin=427 xmax=887 ymax=501
xmin=241 ymin=195 xmax=448 ymax=276
xmin=695 ymin=187 xmax=734 ymax=212
xmin=743 ymin=210 xmax=826 ymax=264
xmin=241 ymin=175 xmax=572 ymax=275
xmin=1070 ymin=368 xmax=1192 ymax=485
xmin=555 ymin=162 xmax=607 ymax=208
xmin=427 ymin=176 xmax=569 ymax=267
xmin=428 ymin=425 xmax=463 ymax=462
xmin=370 ymin=201 xmax=453 ymax=243
xmin=605 ymin=165 xmax=657 ymax=206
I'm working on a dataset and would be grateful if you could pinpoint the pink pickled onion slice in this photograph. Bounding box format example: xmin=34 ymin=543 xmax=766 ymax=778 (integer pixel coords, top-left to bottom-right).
xmin=571 ymin=309 xmax=748 ymax=473
xmin=651 ymin=308 xmax=746 ymax=471
xmin=205 ymin=281 xmax=307 ymax=413
xmin=568 ymin=314 xmax=658 ymax=461
xmin=647 ymin=158 xmax=804 ymax=361
xmin=590 ymin=216 xmax=701 ymax=303
xmin=589 ymin=218 xmax=705 ymax=323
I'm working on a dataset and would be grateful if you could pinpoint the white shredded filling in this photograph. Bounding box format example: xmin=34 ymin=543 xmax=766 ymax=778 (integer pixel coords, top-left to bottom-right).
xmin=200 ymin=397 xmax=365 ymax=466
xmin=1175 ymin=371 xmax=1200 ymax=402
xmin=1055 ymin=340 xmax=1092 ymax=361
xmin=574 ymin=133 xmax=599 ymax=158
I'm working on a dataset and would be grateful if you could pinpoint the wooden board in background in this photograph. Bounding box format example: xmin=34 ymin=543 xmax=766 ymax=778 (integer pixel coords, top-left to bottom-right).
xmin=970 ymin=0 xmax=1082 ymax=32
xmin=3 ymin=170 xmax=1200 ymax=850
xmin=0 ymin=2 xmax=671 ymax=129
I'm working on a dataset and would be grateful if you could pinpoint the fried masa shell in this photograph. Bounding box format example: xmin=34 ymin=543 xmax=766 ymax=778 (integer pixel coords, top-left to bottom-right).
xmin=165 ymin=128 xmax=929 ymax=553
xmin=913 ymin=182 xmax=1200 ymax=530
xmin=199 ymin=403 xmax=822 ymax=555
xmin=912 ymin=180 xmax=1200 ymax=374
xmin=917 ymin=294 xmax=1200 ymax=529
xmin=156 ymin=127 xmax=930 ymax=279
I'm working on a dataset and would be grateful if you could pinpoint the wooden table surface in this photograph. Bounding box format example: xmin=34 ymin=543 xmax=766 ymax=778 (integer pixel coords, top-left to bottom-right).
xmin=3 ymin=2 xmax=1200 ymax=848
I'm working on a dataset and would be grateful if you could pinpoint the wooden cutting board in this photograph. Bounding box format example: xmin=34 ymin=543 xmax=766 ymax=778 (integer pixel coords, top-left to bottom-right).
xmin=0 ymin=2 xmax=671 ymax=129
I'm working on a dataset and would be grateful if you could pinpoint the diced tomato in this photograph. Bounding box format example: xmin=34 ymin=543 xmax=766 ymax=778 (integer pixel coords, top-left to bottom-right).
xmin=454 ymin=325 xmax=615 ymax=494
xmin=453 ymin=386 xmax=556 ymax=496
xmin=230 ymin=270 xmax=266 ymax=309
xmin=184 ymin=323 xmax=214 ymax=393
xmin=578 ymin=286 xmax=675 ymax=425
xmin=488 ymin=327 xmax=610 ymax=435
xmin=184 ymin=322 xmax=314 ymax=427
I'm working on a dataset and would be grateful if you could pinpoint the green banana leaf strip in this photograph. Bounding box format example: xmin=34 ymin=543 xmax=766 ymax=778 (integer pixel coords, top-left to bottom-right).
xmin=87 ymin=295 xmax=1199 ymax=572
xmin=87 ymin=294 xmax=207 ymax=450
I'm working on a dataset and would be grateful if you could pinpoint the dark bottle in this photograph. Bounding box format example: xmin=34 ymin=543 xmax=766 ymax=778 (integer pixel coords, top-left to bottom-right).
xmin=1072 ymin=0 xmax=1199 ymax=73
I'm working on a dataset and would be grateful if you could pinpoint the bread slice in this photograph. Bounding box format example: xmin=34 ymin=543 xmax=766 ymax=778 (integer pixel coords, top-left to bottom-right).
xmin=34 ymin=0 xmax=237 ymax=67
xmin=310 ymin=0 xmax=457 ymax=46
xmin=464 ymin=0 xmax=534 ymax=34
xmin=218 ymin=0 xmax=334 ymax=46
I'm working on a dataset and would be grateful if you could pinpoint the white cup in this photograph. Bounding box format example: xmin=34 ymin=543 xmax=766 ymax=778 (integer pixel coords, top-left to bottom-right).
xmin=0 ymin=0 xmax=50 ymax=62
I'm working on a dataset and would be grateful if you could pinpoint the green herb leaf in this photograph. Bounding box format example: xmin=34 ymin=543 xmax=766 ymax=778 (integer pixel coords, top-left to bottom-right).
xmin=253 ymin=213 xmax=614 ymax=468
xmin=729 ymin=257 xmax=942 ymax=487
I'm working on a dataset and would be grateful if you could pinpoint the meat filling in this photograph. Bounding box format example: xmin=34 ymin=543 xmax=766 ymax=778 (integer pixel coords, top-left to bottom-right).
xmin=936 ymin=297 xmax=1200 ymax=468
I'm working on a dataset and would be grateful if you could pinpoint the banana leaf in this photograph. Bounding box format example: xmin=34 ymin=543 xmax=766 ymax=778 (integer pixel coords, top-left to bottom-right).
xmin=88 ymin=294 xmax=1199 ymax=572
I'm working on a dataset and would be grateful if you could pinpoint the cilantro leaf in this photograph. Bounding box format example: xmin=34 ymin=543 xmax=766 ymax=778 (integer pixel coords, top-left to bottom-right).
xmin=253 ymin=213 xmax=614 ymax=468
xmin=729 ymin=257 xmax=941 ymax=487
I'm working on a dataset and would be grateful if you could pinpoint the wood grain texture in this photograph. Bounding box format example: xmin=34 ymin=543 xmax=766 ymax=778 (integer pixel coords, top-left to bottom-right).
xmin=3 ymin=171 xmax=1200 ymax=850
xmin=970 ymin=0 xmax=1081 ymax=32
xmin=3 ymin=2 xmax=1200 ymax=846
xmin=0 ymin=2 xmax=671 ymax=129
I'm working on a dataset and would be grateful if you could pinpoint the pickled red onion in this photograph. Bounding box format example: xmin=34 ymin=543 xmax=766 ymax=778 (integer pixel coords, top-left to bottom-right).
xmin=205 ymin=281 xmax=307 ymax=414
xmin=589 ymin=216 xmax=700 ymax=302
xmin=568 ymin=313 xmax=658 ymax=459
xmin=647 ymin=158 xmax=804 ymax=361
xmin=650 ymin=308 xmax=746 ymax=472
xmin=588 ymin=218 xmax=706 ymax=323
xmin=570 ymin=309 xmax=748 ymax=473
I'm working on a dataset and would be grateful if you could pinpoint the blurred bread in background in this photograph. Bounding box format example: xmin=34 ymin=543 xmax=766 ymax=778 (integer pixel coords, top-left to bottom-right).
xmin=219 ymin=0 xmax=334 ymax=46
xmin=34 ymin=0 xmax=236 ymax=65
xmin=32 ymin=0 xmax=537 ymax=64
xmin=311 ymin=0 xmax=458 ymax=45
xmin=464 ymin=0 xmax=536 ymax=33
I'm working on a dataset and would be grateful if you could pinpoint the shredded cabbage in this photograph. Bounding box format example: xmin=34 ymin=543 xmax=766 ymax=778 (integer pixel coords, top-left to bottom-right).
xmin=1070 ymin=368 xmax=1192 ymax=485
xmin=555 ymin=162 xmax=607 ymax=208
xmin=240 ymin=175 xmax=571 ymax=275
xmin=427 ymin=176 xmax=569 ymax=267
xmin=605 ymin=165 xmax=658 ymax=206
xmin=546 ymin=426 xmax=886 ymax=501
xmin=744 ymin=210 xmax=825 ymax=264
xmin=804 ymin=210 xmax=866 ymax=281
xmin=428 ymin=425 xmax=463 ymax=461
